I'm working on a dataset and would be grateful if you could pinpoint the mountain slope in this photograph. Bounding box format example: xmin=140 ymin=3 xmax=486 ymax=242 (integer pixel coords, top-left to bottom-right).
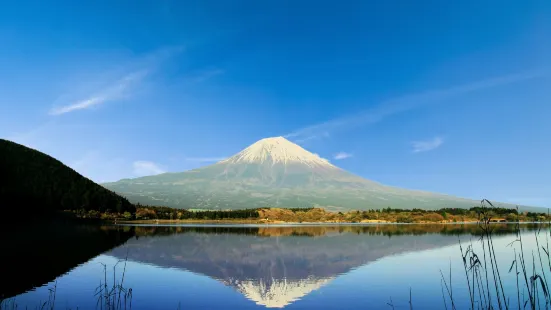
xmin=0 ymin=139 xmax=135 ymax=215
xmin=103 ymin=137 xmax=526 ymax=211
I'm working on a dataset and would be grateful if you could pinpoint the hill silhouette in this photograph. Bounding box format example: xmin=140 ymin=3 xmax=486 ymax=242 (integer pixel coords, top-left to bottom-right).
xmin=0 ymin=139 xmax=135 ymax=216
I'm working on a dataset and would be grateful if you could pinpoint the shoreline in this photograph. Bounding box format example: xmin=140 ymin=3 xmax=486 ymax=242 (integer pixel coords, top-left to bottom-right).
xmin=115 ymin=219 xmax=534 ymax=225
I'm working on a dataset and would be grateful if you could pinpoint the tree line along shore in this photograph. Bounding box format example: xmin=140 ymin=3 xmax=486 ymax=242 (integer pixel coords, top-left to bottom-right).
xmin=69 ymin=204 xmax=550 ymax=224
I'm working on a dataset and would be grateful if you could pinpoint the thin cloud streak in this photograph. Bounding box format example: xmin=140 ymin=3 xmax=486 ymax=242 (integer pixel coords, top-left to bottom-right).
xmin=49 ymin=70 xmax=148 ymax=115
xmin=334 ymin=152 xmax=353 ymax=160
xmin=411 ymin=137 xmax=444 ymax=153
xmin=284 ymin=71 xmax=543 ymax=142
xmin=49 ymin=46 xmax=183 ymax=116
xmin=50 ymin=97 xmax=104 ymax=115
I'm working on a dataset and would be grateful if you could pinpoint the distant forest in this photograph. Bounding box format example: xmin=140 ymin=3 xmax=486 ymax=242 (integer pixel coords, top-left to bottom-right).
xmin=0 ymin=139 xmax=135 ymax=216
xmin=118 ymin=204 xmax=550 ymax=223
xmin=134 ymin=204 xmax=260 ymax=220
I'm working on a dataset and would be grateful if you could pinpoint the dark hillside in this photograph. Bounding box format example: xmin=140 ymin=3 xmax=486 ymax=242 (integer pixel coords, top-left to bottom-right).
xmin=0 ymin=139 xmax=135 ymax=215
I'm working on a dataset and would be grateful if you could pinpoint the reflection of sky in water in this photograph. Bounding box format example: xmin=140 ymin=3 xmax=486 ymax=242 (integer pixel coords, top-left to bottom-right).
xmin=9 ymin=227 xmax=548 ymax=310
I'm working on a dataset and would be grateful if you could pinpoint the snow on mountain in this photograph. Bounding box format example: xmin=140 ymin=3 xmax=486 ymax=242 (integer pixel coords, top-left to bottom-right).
xmin=220 ymin=136 xmax=336 ymax=169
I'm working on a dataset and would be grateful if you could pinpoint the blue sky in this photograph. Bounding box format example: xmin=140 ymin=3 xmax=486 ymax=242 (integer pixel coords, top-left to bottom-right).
xmin=1 ymin=0 xmax=550 ymax=207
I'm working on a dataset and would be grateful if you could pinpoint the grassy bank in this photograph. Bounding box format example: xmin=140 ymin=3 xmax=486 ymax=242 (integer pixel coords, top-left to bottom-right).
xmin=118 ymin=218 xmax=264 ymax=224
xmin=98 ymin=204 xmax=550 ymax=225
xmin=117 ymin=218 xmax=483 ymax=225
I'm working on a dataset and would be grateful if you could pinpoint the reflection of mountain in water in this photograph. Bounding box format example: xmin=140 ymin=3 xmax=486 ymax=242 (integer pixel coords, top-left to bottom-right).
xmin=0 ymin=220 xmax=134 ymax=299
xmin=227 ymin=277 xmax=333 ymax=308
xmin=108 ymin=224 xmax=527 ymax=308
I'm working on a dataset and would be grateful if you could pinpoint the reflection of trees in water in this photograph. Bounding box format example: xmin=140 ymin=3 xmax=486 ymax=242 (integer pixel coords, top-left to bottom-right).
xmin=131 ymin=223 xmax=543 ymax=238
xmin=0 ymin=220 xmax=134 ymax=299
xmin=132 ymin=225 xmax=261 ymax=237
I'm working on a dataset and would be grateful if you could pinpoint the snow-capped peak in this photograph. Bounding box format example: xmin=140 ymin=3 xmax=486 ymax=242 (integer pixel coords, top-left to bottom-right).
xmin=220 ymin=136 xmax=335 ymax=168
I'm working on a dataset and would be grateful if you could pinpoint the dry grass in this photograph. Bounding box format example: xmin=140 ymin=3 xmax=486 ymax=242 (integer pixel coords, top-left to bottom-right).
xmin=439 ymin=199 xmax=551 ymax=310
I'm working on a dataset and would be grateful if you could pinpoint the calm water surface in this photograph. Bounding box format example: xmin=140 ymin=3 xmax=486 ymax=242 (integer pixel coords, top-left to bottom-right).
xmin=2 ymin=223 xmax=549 ymax=309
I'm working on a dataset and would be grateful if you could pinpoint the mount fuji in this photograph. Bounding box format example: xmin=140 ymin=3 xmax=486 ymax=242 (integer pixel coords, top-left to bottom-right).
xmin=103 ymin=137 xmax=521 ymax=210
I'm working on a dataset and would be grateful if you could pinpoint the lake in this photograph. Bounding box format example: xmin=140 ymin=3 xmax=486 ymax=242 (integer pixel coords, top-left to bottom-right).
xmin=2 ymin=223 xmax=550 ymax=309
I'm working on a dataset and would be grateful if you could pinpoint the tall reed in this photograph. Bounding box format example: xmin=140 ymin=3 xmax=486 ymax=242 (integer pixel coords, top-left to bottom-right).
xmin=442 ymin=200 xmax=551 ymax=310
xmin=0 ymin=256 xmax=133 ymax=310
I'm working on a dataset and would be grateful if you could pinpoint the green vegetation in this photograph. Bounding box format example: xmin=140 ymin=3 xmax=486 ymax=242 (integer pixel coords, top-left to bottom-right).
xmin=133 ymin=204 xmax=259 ymax=220
xmin=285 ymin=207 xmax=316 ymax=212
xmin=0 ymin=139 xmax=135 ymax=216
xmin=112 ymin=203 xmax=550 ymax=224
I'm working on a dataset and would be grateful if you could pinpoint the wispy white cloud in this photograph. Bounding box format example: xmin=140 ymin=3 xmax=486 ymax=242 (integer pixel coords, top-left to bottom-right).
xmin=334 ymin=152 xmax=353 ymax=160
xmin=284 ymin=71 xmax=543 ymax=142
xmin=411 ymin=137 xmax=444 ymax=153
xmin=133 ymin=160 xmax=166 ymax=176
xmin=49 ymin=71 xmax=148 ymax=115
xmin=184 ymin=156 xmax=227 ymax=163
xmin=49 ymin=46 xmax=184 ymax=116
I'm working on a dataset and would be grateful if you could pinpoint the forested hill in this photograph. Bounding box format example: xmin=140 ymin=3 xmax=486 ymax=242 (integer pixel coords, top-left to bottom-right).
xmin=0 ymin=139 xmax=135 ymax=215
